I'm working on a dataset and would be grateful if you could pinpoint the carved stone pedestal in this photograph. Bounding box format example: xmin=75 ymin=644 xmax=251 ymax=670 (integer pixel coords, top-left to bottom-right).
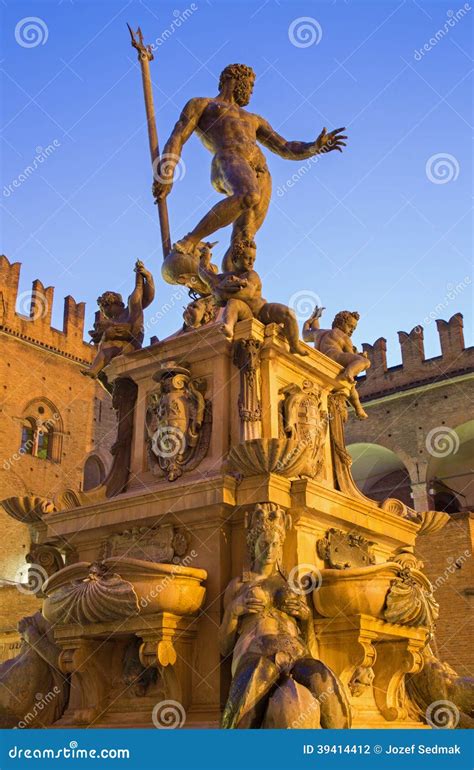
xmin=314 ymin=614 xmax=429 ymax=728
xmin=53 ymin=612 xmax=199 ymax=728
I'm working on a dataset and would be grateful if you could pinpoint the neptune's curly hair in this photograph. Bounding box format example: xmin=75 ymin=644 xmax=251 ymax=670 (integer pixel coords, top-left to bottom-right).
xmin=219 ymin=64 xmax=255 ymax=104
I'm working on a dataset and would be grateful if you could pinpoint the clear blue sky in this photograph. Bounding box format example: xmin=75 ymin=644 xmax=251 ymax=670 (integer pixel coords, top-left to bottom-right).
xmin=1 ymin=0 xmax=472 ymax=365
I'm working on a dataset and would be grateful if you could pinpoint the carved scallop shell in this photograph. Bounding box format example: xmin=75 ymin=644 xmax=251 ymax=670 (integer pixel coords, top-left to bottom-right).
xmin=43 ymin=571 xmax=140 ymax=625
xmin=384 ymin=569 xmax=439 ymax=628
xmin=228 ymin=438 xmax=310 ymax=477
xmin=379 ymin=498 xmax=410 ymax=518
xmin=0 ymin=495 xmax=55 ymax=523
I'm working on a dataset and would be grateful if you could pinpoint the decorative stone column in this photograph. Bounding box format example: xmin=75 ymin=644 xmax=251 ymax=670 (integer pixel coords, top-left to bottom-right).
xmin=407 ymin=460 xmax=430 ymax=511
xmin=410 ymin=480 xmax=430 ymax=512
xmin=232 ymin=338 xmax=262 ymax=441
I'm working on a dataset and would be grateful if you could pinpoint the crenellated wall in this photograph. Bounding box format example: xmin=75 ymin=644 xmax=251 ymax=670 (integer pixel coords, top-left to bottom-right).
xmin=0 ymin=254 xmax=91 ymax=363
xmin=0 ymin=255 xmax=116 ymax=593
xmin=346 ymin=312 xmax=473 ymax=675
xmin=358 ymin=313 xmax=473 ymax=399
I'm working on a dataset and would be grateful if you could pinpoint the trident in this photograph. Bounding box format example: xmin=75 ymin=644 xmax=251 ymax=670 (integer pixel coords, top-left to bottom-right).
xmin=127 ymin=24 xmax=171 ymax=258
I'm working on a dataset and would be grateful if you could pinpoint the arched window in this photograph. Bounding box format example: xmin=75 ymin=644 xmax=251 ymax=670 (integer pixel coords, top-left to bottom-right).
xmin=83 ymin=455 xmax=106 ymax=490
xmin=19 ymin=400 xmax=63 ymax=463
xmin=20 ymin=420 xmax=35 ymax=455
xmin=347 ymin=443 xmax=413 ymax=507
xmin=36 ymin=426 xmax=51 ymax=460
xmin=427 ymin=420 xmax=474 ymax=514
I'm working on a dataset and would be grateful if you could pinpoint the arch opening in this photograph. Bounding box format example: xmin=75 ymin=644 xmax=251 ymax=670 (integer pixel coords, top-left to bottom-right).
xmin=83 ymin=455 xmax=106 ymax=491
xmin=427 ymin=420 xmax=474 ymax=513
xmin=347 ymin=442 xmax=413 ymax=507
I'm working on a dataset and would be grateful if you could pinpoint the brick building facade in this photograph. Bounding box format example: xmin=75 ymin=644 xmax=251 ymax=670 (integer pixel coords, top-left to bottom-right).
xmin=0 ymin=255 xmax=116 ymax=655
xmin=345 ymin=313 xmax=473 ymax=675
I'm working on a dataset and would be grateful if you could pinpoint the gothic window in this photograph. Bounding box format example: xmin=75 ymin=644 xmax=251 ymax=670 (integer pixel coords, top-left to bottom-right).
xmin=36 ymin=426 xmax=51 ymax=460
xmin=20 ymin=420 xmax=35 ymax=455
xmin=19 ymin=400 xmax=63 ymax=463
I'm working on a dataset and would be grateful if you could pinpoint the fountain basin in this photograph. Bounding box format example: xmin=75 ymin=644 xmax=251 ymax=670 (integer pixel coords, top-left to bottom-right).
xmin=313 ymin=562 xmax=401 ymax=619
xmin=42 ymin=557 xmax=207 ymax=625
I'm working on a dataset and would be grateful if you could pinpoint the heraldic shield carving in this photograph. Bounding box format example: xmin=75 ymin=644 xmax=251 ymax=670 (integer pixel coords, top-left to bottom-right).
xmin=278 ymin=379 xmax=328 ymax=478
xmin=145 ymin=362 xmax=212 ymax=481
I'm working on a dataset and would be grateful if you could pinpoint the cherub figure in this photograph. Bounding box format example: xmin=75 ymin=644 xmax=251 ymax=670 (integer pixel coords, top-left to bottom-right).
xmin=182 ymin=294 xmax=219 ymax=330
xmin=219 ymin=502 xmax=351 ymax=729
xmin=303 ymin=306 xmax=370 ymax=419
xmin=81 ymin=260 xmax=155 ymax=379
xmin=198 ymin=239 xmax=308 ymax=356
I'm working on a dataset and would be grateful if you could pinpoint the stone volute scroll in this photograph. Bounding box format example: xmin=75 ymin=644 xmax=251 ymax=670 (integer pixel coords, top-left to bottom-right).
xmin=145 ymin=362 xmax=212 ymax=481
